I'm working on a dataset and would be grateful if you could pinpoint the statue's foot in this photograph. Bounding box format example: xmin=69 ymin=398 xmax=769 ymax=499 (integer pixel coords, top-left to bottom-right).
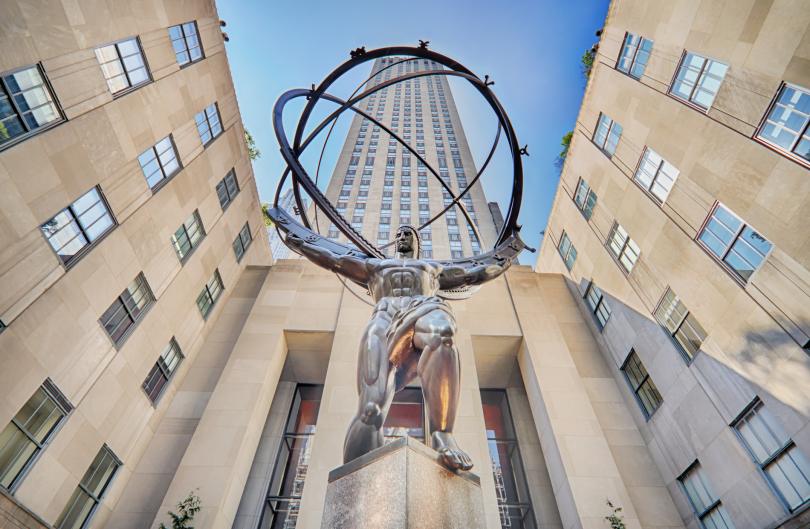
xmin=431 ymin=431 xmax=473 ymax=471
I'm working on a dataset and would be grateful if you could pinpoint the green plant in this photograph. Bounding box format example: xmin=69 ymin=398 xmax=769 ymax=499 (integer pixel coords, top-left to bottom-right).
xmin=262 ymin=203 xmax=274 ymax=228
xmin=581 ymin=49 xmax=595 ymax=82
xmin=159 ymin=490 xmax=201 ymax=529
xmin=554 ymin=131 xmax=573 ymax=176
xmin=244 ymin=127 xmax=261 ymax=160
xmin=605 ymin=499 xmax=626 ymax=529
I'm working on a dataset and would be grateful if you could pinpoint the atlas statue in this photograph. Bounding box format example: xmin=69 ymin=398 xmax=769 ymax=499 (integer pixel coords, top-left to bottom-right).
xmin=265 ymin=44 xmax=532 ymax=472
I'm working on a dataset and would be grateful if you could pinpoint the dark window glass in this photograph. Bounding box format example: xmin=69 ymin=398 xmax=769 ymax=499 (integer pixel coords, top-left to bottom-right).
xmin=384 ymin=388 xmax=424 ymax=441
xmin=655 ymin=288 xmax=707 ymax=361
xmin=142 ymin=338 xmax=183 ymax=404
xmin=55 ymin=446 xmax=120 ymax=529
xmin=233 ymin=222 xmax=252 ymax=262
xmin=216 ymin=171 xmax=239 ymax=210
xmin=169 ymin=22 xmax=204 ymax=66
xmin=171 ymin=210 xmax=205 ymax=262
xmin=95 ymin=38 xmax=150 ymax=94
xmin=196 ymin=269 xmax=223 ymax=318
xmin=678 ymin=463 xmax=735 ymax=528
xmin=585 ymin=282 xmax=611 ymax=330
xmin=264 ymin=385 xmax=323 ymax=529
xmin=557 ymin=232 xmax=577 ymax=270
xmin=138 ymin=135 xmax=180 ymax=189
xmin=0 ymin=381 xmax=71 ymax=491
xmin=195 ymin=103 xmax=222 ymax=145
xmin=41 ymin=187 xmax=116 ymax=267
xmin=622 ymin=350 xmax=662 ymax=418
xmin=481 ymin=390 xmax=536 ymax=529
xmin=0 ymin=65 xmax=62 ymax=148
xmin=100 ymin=273 xmax=154 ymax=347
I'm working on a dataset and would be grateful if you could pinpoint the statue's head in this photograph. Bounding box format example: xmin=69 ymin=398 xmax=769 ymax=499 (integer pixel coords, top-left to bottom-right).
xmin=394 ymin=225 xmax=421 ymax=259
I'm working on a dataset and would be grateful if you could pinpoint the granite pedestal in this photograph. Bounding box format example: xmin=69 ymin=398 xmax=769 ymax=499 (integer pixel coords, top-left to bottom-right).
xmin=321 ymin=436 xmax=486 ymax=528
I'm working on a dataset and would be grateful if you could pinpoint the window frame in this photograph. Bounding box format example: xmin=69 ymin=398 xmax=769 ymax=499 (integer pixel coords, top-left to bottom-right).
xmin=195 ymin=102 xmax=223 ymax=147
xmin=0 ymin=380 xmax=73 ymax=493
xmin=621 ymin=349 xmax=663 ymax=420
xmin=732 ymin=398 xmax=810 ymax=513
xmin=677 ymin=461 xmax=736 ymax=529
xmin=573 ymin=178 xmax=598 ymax=220
xmin=696 ymin=202 xmax=774 ymax=285
xmin=633 ymin=146 xmax=680 ymax=204
xmin=216 ymin=170 xmax=240 ymax=211
xmin=197 ymin=269 xmax=224 ymax=319
xmin=41 ymin=186 xmax=118 ymax=270
xmin=169 ymin=21 xmax=205 ymax=68
xmin=584 ymin=281 xmax=612 ymax=331
xmin=754 ymin=82 xmax=810 ymax=169
xmin=616 ymin=32 xmax=653 ymax=79
xmin=607 ymin=221 xmax=641 ymax=275
xmin=0 ymin=63 xmax=66 ymax=152
xmin=233 ymin=222 xmax=252 ymax=262
xmin=593 ymin=113 xmax=623 ymax=156
xmin=138 ymin=134 xmax=182 ymax=192
xmin=55 ymin=445 xmax=121 ymax=529
xmin=94 ymin=36 xmax=152 ymax=98
xmin=171 ymin=210 xmax=206 ymax=263
xmin=654 ymin=287 xmax=708 ymax=363
xmin=99 ymin=272 xmax=155 ymax=349
xmin=141 ymin=338 xmax=184 ymax=406
xmin=668 ymin=50 xmax=729 ymax=113
xmin=557 ymin=231 xmax=577 ymax=271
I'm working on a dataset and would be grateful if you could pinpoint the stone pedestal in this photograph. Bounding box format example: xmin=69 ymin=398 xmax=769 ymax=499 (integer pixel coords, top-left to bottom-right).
xmin=321 ymin=436 xmax=486 ymax=528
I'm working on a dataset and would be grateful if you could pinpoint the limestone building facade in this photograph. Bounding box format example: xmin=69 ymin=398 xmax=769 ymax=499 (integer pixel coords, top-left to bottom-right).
xmin=536 ymin=0 xmax=810 ymax=527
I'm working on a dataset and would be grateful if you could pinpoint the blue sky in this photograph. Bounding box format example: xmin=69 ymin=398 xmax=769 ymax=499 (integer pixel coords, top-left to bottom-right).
xmin=218 ymin=0 xmax=610 ymax=266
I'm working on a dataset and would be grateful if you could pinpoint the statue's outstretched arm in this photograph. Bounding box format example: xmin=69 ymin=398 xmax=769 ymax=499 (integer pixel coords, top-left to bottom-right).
xmin=438 ymin=258 xmax=512 ymax=290
xmin=286 ymin=234 xmax=372 ymax=284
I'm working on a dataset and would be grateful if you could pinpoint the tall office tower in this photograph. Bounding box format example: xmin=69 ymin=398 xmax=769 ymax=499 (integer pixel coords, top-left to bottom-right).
xmin=537 ymin=1 xmax=810 ymax=528
xmin=269 ymin=189 xmax=308 ymax=262
xmin=0 ymin=1 xmax=271 ymax=528
xmin=317 ymin=58 xmax=499 ymax=260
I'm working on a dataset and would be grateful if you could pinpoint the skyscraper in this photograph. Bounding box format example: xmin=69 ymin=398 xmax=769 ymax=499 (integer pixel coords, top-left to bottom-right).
xmin=316 ymin=57 xmax=499 ymax=260
xmin=269 ymin=189 xmax=308 ymax=262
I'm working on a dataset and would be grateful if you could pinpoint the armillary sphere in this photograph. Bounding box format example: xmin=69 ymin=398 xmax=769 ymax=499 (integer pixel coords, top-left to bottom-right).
xmin=264 ymin=43 xmax=534 ymax=302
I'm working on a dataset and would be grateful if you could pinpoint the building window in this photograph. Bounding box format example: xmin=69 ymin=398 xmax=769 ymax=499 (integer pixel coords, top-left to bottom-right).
xmin=622 ymin=349 xmax=662 ymax=418
xmin=733 ymin=399 xmax=810 ymax=511
xmin=196 ymin=103 xmax=222 ymax=146
xmin=169 ymin=22 xmax=203 ymax=67
xmin=95 ymin=38 xmax=150 ymax=95
xmin=0 ymin=380 xmax=72 ymax=491
xmin=635 ymin=147 xmax=679 ymax=203
xmin=197 ymin=270 xmax=224 ymax=318
xmin=481 ymin=390 xmax=536 ymax=528
xmin=558 ymin=231 xmax=577 ymax=270
xmin=383 ymin=388 xmax=424 ymax=441
xmin=756 ymin=83 xmax=810 ymax=165
xmin=41 ymin=186 xmax=116 ymax=267
xmin=698 ymin=203 xmax=773 ymax=282
xmin=0 ymin=64 xmax=64 ymax=150
xmin=594 ymin=114 xmax=622 ymax=156
xmin=423 ymin=249 xmax=433 ymax=258
xmin=678 ymin=462 xmax=735 ymax=529
xmin=573 ymin=179 xmax=597 ymax=220
xmin=100 ymin=273 xmax=154 ymax=347
xmin=55 ymin=445 xmax=120 ymax=529
xmin=452 ymin=250 xmax=463 ymax=259
xmin=655 ymin=288 xmax=708 ymax=362
xmin=617 ymin=33 xmax=653 ymax=78
xmin=233 ymin=223 xmax=252 ymax=262
xmin=607 ymin=222 xmax=640 ymax=274
xmin=216 ymin=170 xmax=239 ymax=210
xmin=584 ymin=281 xmax=611 ymax=329
xmin=171 ymin=210 xmax=205 ymax=262
xmin=142 ymin=338 xmax=183 ymax=405
xmin=138 ymin=135 xmax=181 ymax=190
xmin=670 ymin=52 xmax=728 ymax=111
xmin=264 ymin=385 xmax=323 ymax=529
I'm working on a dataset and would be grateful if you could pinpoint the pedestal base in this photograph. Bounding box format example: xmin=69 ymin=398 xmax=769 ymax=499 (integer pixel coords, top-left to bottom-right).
xmin=321 ymin=436 xmax=486 ymax=528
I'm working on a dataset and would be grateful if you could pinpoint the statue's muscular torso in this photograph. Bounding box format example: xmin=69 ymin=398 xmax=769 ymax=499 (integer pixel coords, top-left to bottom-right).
xmin=367 ymin=258 xmax=443 ymax=308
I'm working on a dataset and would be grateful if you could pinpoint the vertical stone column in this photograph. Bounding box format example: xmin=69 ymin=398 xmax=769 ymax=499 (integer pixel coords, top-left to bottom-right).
xmin=151 ymin=262 xmax=306 ymax=529
xmin=508 ymin=272 xmax=645 ymax=529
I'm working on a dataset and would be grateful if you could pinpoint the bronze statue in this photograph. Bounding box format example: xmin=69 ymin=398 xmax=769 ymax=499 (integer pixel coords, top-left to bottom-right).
xmin=286 ymin=225 xmax=513 ymax=471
